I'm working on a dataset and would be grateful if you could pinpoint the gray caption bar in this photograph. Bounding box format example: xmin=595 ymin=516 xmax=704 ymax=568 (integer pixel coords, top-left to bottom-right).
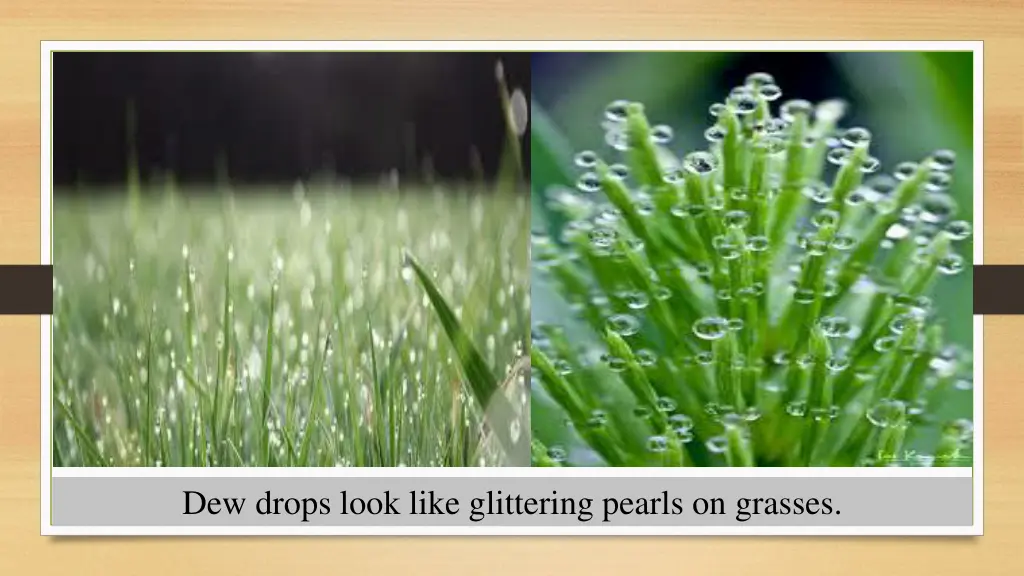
xmin=52 ymin=476 xmax=971 ymax=527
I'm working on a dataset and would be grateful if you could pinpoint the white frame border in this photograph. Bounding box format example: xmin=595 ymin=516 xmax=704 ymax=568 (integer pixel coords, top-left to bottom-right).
xmin=39 ymin=40 xmax=984 ymax=537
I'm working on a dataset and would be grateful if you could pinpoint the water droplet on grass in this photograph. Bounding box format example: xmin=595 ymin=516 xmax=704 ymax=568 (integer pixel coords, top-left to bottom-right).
xmin=938 ymin=253 xmax=965 ymax=275
xmin=607 ymin=314 xmax=641 ymax=336
xmin=509 ymin=88 xmax=529 ymax=136
xmin=729 ymin=93 xmax=759 ymax=115
xmin=758 ymin=84 xmax=782 ymax=101
xmin=929 ymin=149 xmax=956 ymax=172
xmin=647 ymin=435 xmax=669 ymax=453
xmin=867 ymin=399 xmax=906 ymax=428
xmin=780 ymin=99 xmax=812 ymax=122
xmin=684 ymin=151 xmax=718 ymax=176
xmin=575 ymin=150 xmax=599 ymax=168
xmin=894 ymin=162 xmax=919 ymax=181
xmin=819 ymin=316 xmax=851 ymax=338
xmin=546 ymin=446 xmax=568 ymax=463
xmin=840 ymin=127 xmax=872 ymax=147
xmin=608 ymin=163 xmax=630 ymax=180
xmin=693 ymin=316 xmax=729 ymax=340
xmin=786 ymin=401 xmax=808 ymax=417
xmin=577 ymin=172 xmax=601 ymax=193
xmin=656 ymin=396 xmax=677 ymax=413
xmin=704 ymin=125 xmax=726 ymax=142
xmin=605 ymin=100 xmax=630 ymax=123
xmin=827 ymin=147 xmax=851 ymax=166
xmin=926 ymin=171 xmax=952 ymax=192
xmin=945 ymin=220 xmax=972 ymax=240
xmin=706 ymin=435 xmax=729 ymax=453
xmin=724 ymin=210 xmax=750 ymax=229
xmin=669 ymin=413 xmax=694 ymax=434
xmin=651 ymin=124 xmax=674 ymax=144
xmin=745 ymin=72 xmax=775 ymax=87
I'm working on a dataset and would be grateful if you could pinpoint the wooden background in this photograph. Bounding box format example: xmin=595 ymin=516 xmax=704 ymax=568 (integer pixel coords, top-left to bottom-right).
xmin=2 ymin=2 xmax=1022 ymax=574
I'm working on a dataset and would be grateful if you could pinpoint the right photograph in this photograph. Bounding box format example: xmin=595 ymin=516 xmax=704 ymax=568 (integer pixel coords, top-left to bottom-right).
xmin=530 ymin=51 xmax=975 ymax=467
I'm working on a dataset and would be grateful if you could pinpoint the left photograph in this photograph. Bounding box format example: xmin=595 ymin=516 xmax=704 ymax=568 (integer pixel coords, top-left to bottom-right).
xmin=50 ymin=52 xmax=531 ymax=467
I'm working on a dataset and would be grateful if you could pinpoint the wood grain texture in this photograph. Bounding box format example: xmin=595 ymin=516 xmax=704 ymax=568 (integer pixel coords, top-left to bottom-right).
xmin=2 ymin=1 xmax=1023 ymax=574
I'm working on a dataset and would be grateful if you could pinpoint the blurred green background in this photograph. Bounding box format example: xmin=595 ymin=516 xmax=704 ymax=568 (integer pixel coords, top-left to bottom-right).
xmin=530 ymin=51 xmax=974 ymax=462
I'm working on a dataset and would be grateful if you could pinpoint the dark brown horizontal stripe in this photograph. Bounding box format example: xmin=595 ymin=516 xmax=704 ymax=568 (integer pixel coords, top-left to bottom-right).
xmin=0 ymin=265 xmax=53 ymax=315
xmin=974 ymin=265 xmax=1024 ymax=315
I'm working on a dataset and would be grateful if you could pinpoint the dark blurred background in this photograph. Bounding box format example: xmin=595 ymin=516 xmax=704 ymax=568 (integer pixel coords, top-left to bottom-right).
xmin=53 ymin=52 xmax=530 ymax=189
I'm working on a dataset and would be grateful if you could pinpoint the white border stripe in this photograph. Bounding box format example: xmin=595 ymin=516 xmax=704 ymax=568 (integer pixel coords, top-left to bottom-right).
xmin=52 ymin=466 xmax=973 ymax=478
xmin=40 ymin=40 xmax=983 ymax=537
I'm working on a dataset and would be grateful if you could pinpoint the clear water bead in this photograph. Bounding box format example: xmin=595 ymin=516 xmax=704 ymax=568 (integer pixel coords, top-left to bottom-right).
xmin=758 ymin=84 xmax=783 ymax=101
xmin=605 ymin=100 xmax=630 ymax=123
xmin=867 ymin=399 xmax=906 ymax=428
xmin=607 ymin=313 xmax=641 ymax=337
xmin=574 ymin=150 xmax=599 ymax=168
xmin=840 ymin=127 xmax=872 ymax=147
xmin=780 ymin=99 xmax=813 ymax=122
xmin=684 ymin=151 xmax=719 ymax=176
xmin=651 ymin=124 xmax=674 ymax=144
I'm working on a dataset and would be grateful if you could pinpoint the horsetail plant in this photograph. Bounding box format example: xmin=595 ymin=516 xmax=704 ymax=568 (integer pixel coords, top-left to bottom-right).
xmin=531 ymin=72 xmax=974 ymax=467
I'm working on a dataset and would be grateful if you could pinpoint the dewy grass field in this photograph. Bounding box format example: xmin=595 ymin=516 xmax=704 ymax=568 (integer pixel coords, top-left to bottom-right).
xmin=52 ymin=184 xmax=529 ymax=467
xmin=531 ymin=69 xmax=974 ymax=467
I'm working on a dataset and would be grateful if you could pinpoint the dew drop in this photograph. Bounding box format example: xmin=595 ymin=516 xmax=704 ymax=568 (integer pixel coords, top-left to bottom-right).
xmin=938 ymin=253 xmax=965 ymax=275
xmin=712 ymin=235 xmax=741 ymax=260
xmin=926 ymin=171 xmax=952 ymax=192
xmin=827 ymin=147 xmax=851 ymax=166
xmin=651 ymin=124 xmax=674 ymax=144
xmin=729 ymin=93 xmax=759 ymax=115
xmin=724 ymin=210 xmax=750 ymax=229
xmin=812 ymin=209 xmax=840 ymax=229
xmin=635 ymin=349 xmax=658 ymax=367
xmin=608 ymin=163 xmax=630 ymax=181
xmin=920 ymin=193 xmax=958 ymax=224
xmin=866 ymin=399 xmax=906 ymax=428
xmin=647 ymin=435 xmax=669 ymax=453
xmin=607 ymin=313 xmax=641 ymax=337
xmin=780 ymin=99 xmax=813 ymax=122
xmin=683 ymin=151 xmax=718 ymax=176
xmin=586 ymin=409 xmax=609 ymax=429
xmin=945 ymin=220 xmax=972 ymax=241
xmin=577 ymin=172 xmax=601 ymax=193
xmin=747 ymin=235 xmax=769 ymax=252
xmin=825 ymin=356 xmax=850 ymax=373
xmin=793 ymin=288 xmax=816 ymax=304
xmin=928 ymin=149 xmax=956 ymax=172
xmin=894 ymin=162 xmax=919 ymax=181
xmin=840 ymin=127 xmax=872 ymax=147
xmin=802 ymin=182 xmax=833 ymax=204
xmin=693 ymin=316 xmax=729 ymax=340
xmin=546 ymin=446 xmax=568 ymax=463
xmin=874 ymin=335 xmax=898 ymax=353
xmin=656 ymin=396 xmax=677 ymax=413
xmin=758 ymin=83 xmax=782 ymax=101
xmin=605 ymin=100 xmax=630 ymax=123
xmin=860 ymin=156 xmax=881 ymax=174
xmin=786 ymin=400 xmax=808 ymax=417
xmin=709 ymin=102 xmax=727 ymax=117
xmin=704 ymin=125 xmax=726 ymax=142
xmin=575 ymin=150 xmax=599 ymax=168
xmin=745 ymin=72 xmax=776 ymax=87
xmin=705 ymin=435 xmax=729 ymax=453
xmin=944 ymin=419 xmax=974 ymax=441
xmin=819 ymin=316 xmax=851 ymax=338
xmin=669 ymin=413 xmax=694 ymax=434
